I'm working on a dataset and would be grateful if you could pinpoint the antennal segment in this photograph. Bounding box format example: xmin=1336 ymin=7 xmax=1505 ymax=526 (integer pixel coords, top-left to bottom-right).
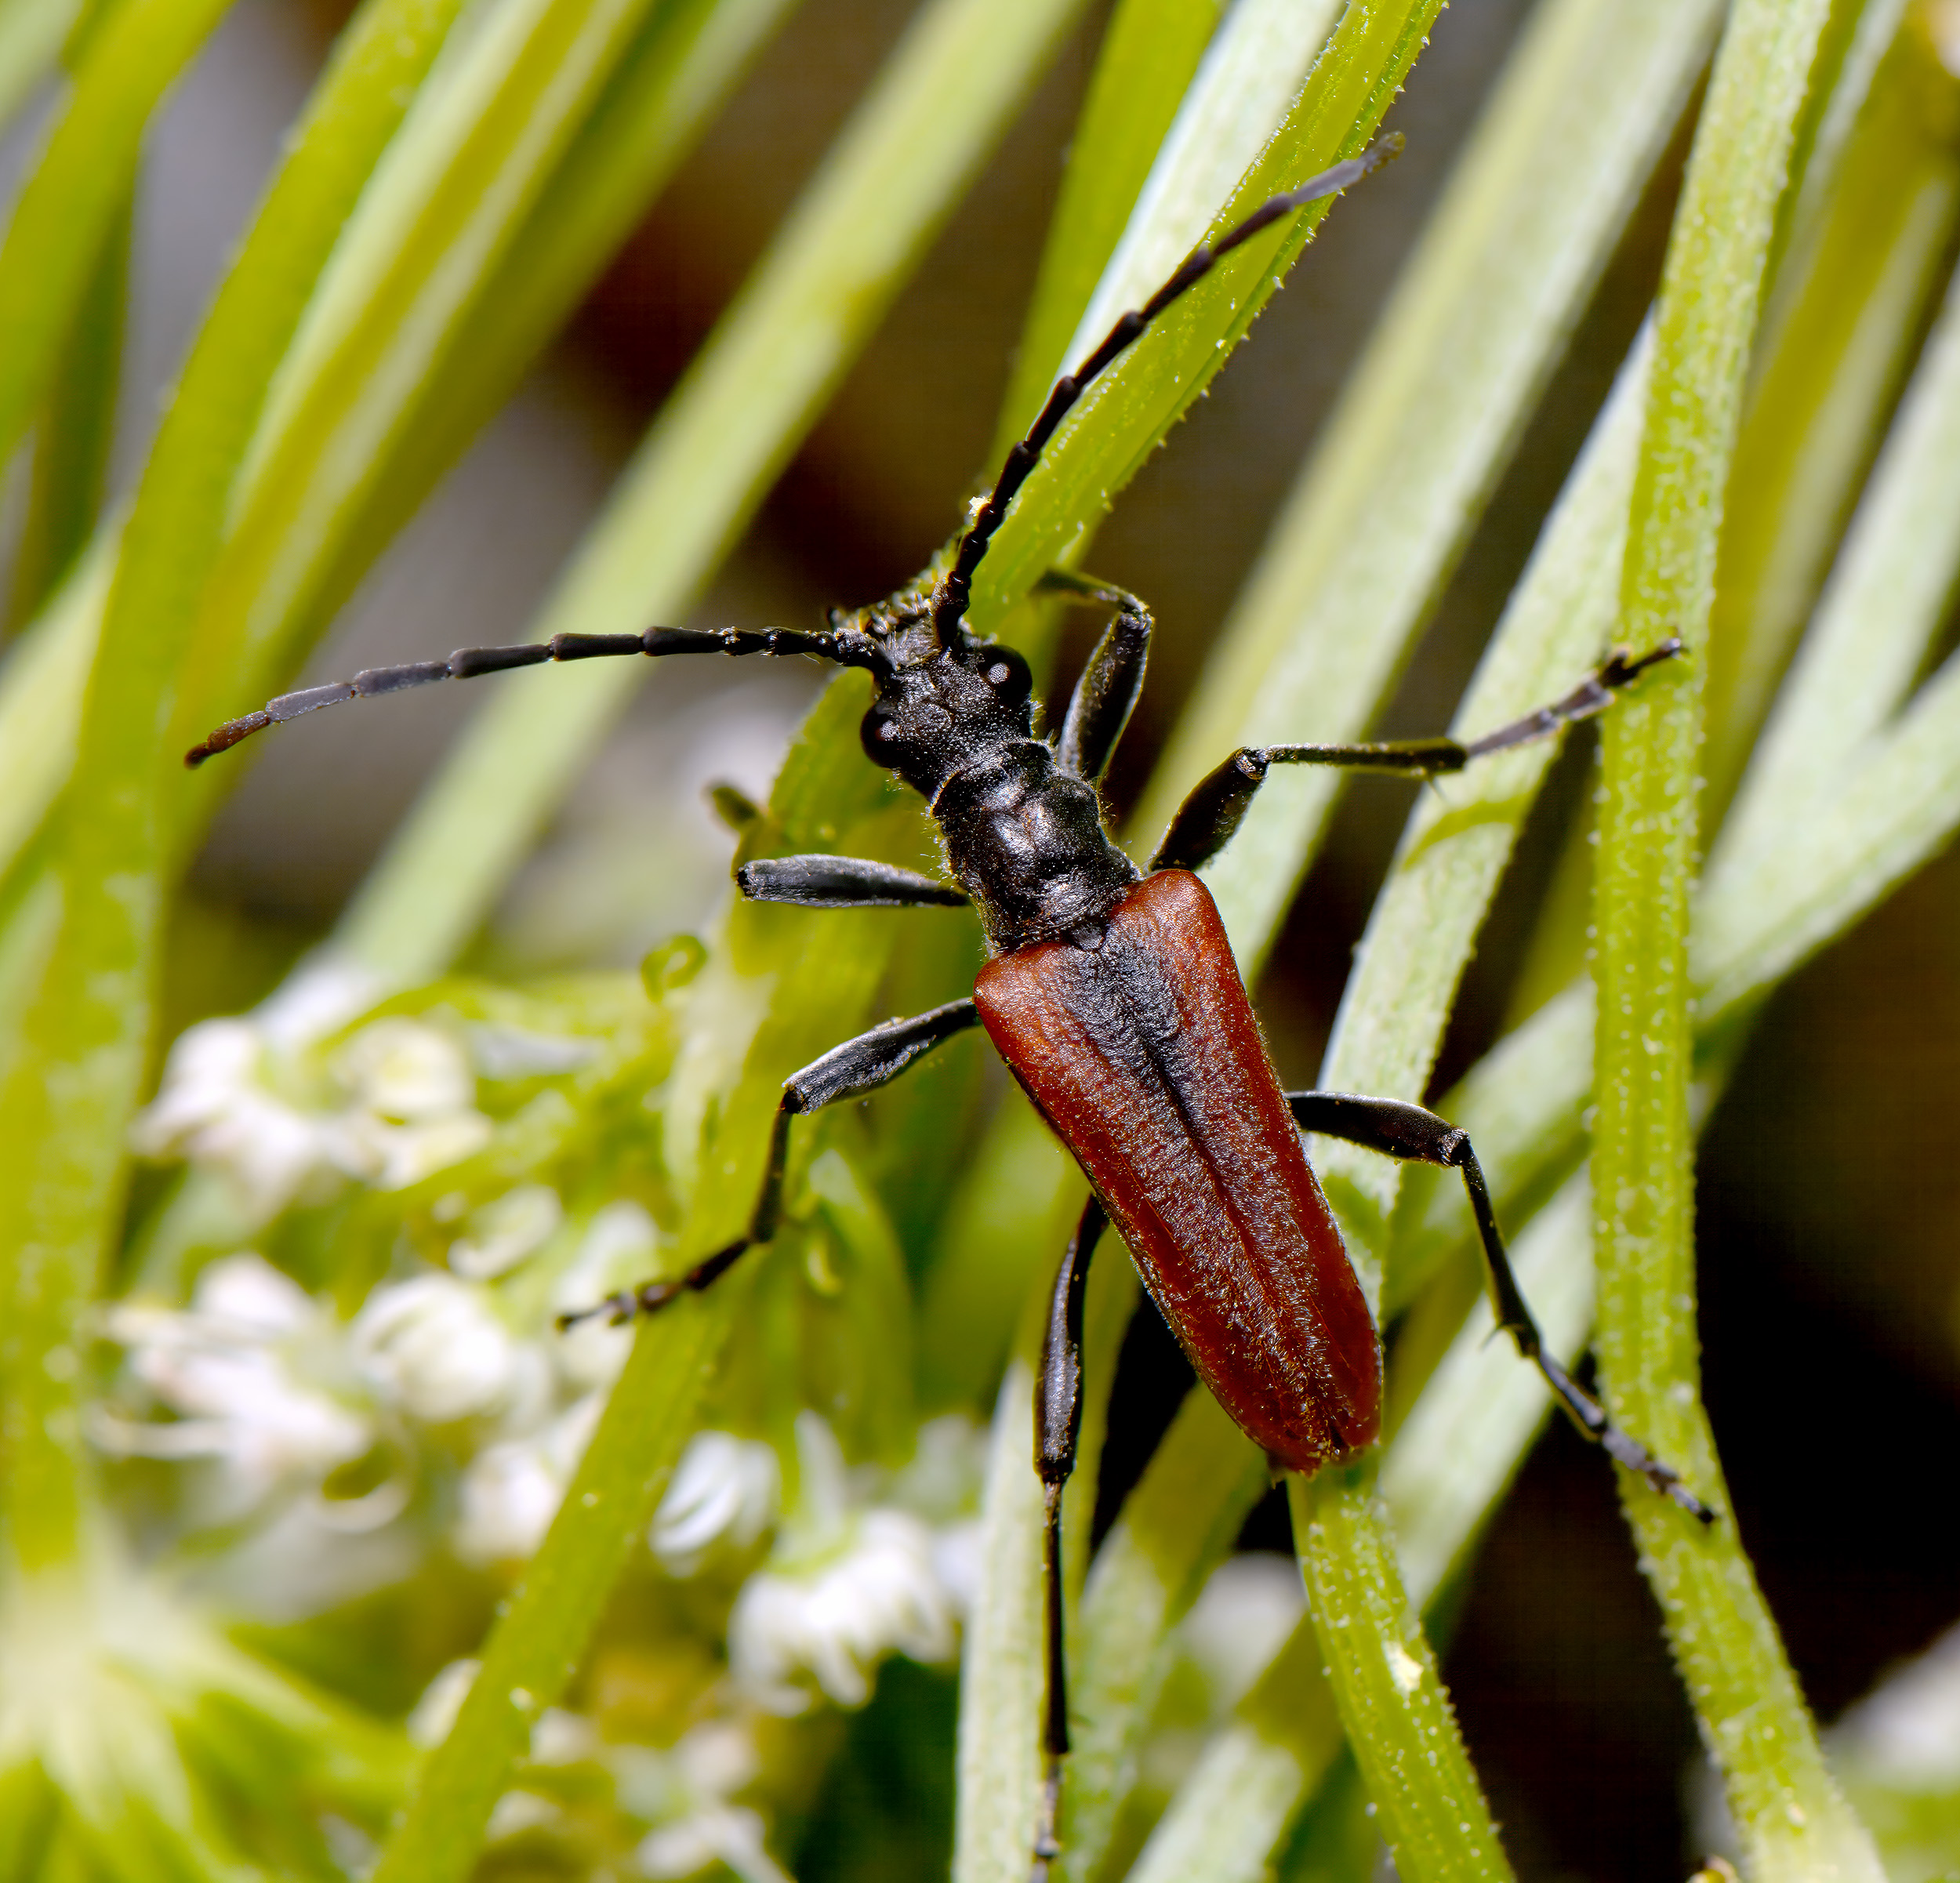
xmin=928 ymin=132 xmax=1403 ymax=649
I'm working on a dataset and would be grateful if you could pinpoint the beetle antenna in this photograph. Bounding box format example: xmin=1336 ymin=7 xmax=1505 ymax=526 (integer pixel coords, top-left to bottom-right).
xmin=184 ymin=625 xmax=888 ymax=767
xmin=929 ymin=132 xmax=1403 ymax=649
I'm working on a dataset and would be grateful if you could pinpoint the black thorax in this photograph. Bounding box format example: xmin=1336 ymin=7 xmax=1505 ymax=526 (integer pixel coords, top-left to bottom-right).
xmin=853 ymin=605 xmax=1137 ymax=953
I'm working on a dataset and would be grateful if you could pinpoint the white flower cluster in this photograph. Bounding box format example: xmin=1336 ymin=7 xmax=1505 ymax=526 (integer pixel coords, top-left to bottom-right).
xmin=392 ymin=1413 xmax=987 ymax=1880
xmin=94 ymin=1198 xmax=656 ymax=1601
xmin=102 ymin=1173 xmax=985 ymax=1736
xmin=720 ymin=1413 xmax=982 ymax=1714
xmin=94 ymin=1254 xmax=372 ymax=1524
xmin=111 ymin=955 xmax=1002 ymax=1879
xmin=129 ymin=960 xmax=494 ymax=1220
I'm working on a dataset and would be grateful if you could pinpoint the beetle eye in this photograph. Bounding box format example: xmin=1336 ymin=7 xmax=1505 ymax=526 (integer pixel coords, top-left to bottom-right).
xmin=980 ymin=646 xmax=1033 ymax=709
xmin=859 ymin=709 xmax=902 ymax=764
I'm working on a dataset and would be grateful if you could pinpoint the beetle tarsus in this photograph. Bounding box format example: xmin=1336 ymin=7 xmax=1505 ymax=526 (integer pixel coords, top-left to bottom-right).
xmin=1031 ymin=1755 xmax=1065 ymax=1878
xmin=553 ymin=1272 xmax=691 ymax=1332
xmin=1541 ymin=1354 xmax=1718 ymax=1524
xmin=1462 ymin=635 xmax=1685 ymax=761
xmin=555 ymin=1006 xmax=979 ymax=1330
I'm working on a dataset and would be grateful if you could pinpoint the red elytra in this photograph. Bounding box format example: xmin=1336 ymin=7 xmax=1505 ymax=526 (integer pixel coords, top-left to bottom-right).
xmin=975 ymin=868 xmax=1381 ymax=1474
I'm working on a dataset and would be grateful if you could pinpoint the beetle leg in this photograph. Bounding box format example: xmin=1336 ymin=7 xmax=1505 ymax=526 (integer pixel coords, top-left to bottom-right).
xmin=1285 ymin=1090 xmax=1717 ymax=1525
xmin=1032 ymin=1195 xmax=1108 ymax=1879
xmin=736 ymin=854 xmax=969 ymax=909
xmin=1038 ymin=571 xmax=1152 ymax=787
xmin=1148 ymin=640 xmax=1685 ymax=873
xmin=557 ymin=999 xmax=979 ymax=1329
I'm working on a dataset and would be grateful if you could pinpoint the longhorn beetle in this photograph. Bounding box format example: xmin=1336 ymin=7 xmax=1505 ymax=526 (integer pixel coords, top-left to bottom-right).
xmin=190 ymin=132 xmax=1714 ymax=1874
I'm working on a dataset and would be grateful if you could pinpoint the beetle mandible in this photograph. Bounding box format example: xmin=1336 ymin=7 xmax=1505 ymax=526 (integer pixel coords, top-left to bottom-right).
xmin=188 ymin=132 xmax=1712 ymax=1875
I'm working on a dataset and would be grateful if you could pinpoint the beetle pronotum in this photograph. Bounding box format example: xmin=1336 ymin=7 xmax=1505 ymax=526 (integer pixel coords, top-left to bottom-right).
xmin=190 ymin=131 xmax=1711 ymax=1877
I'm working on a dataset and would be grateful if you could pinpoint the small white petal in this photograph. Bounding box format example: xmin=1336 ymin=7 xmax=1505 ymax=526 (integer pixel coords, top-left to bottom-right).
xmin=85 ymin=1409 xmax=236 ymax=1460
xmin=729 ymin=1506 xmax=956 ymax=1711
xmin=100 ymin=1256 xmax=372 ymax=1508
xmin=201 ymin=1494 xmax=419 ymax=1620
xmin=673 ymin=1720 xmax=761 ymax=1798
xmin=929 ymin=1518 xmax=983 ymax=1620
xmin=130 ymin=1024 xmax=340 ymax=1217
xmin=485 ymin=1790 xmax=558 ymax=1841
xmin=887 ymin=1413 xmax=989 ymax=1523
xmin=455 ymin=1442 xmax=562 ymax=1564
xmin=775 ymin=1410 xmax=854 ymax=1558
xmin=542 ymin=1392 xmax=604 ymax=1475
xmin=635 ymin=1814 xmax=722 ymax=1880
xmin=530 ymin=1707 xmax=599 ymax=1765
xmin=130 ymin=960 xmax=383 ymax=1216
xmin=554 ymin=1311 xmax=634 ymax=1393
xmin=255 ymin=955 xmax=384 ymax=1050
xmin=334 ymin=1018 xmax=477 ymax=1120
xmin=449 ymin=1185 xmax=562 ymax=1281
xmin=192 ymin=1253 xmax=314 ymax=1337
xmin=452 ymin=1395 xmax=602 ymax=1564
xmin=337 ymin=1111 xmax=494 ymax=1190
xmin=408 ymin=1660 xmax=481 ymax=1747
xmin=638 ymin=1806 xmax=789 ymax=1883
xmin=651 ymin=1432 xmax=781 ymax=1574
xmin=351 ymin=1275 xmax=520 ymax=1422
xmin=494 ymin=1341 xmax=557 ymax=1439
xmin=129 ymin=1021 xmax=260 ymax=1152
xmin=466 ymin=1024 xmax=598 ymax=1079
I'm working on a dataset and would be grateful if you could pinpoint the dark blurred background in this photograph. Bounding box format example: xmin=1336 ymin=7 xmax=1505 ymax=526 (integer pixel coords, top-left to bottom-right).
xmin=9 ymin=0 xmax=1958 ymax=1872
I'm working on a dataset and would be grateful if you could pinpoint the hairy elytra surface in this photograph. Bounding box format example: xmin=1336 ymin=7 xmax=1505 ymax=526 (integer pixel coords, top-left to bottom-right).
xmin=976 ymin=869 xmax=1381 ymax=1471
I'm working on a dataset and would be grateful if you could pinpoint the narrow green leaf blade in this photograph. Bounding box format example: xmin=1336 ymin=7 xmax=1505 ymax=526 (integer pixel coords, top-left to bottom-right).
xmin=990 ymin=0 xmax=1225 ymax=452
xmin=1592 ymin=0 xmax=1885 ymax=1870
xmin=1290 ymin=1465 xmax=1512 ymax=1883
xmin=0 ymin=0 xmax=234 ymax=470
xmin=0 ymin=0 xmax=469 ymax=1573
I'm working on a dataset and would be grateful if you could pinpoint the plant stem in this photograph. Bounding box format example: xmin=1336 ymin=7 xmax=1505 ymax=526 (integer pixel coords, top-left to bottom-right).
xmin=955 ymin=1361 xmax=1048 ymax=1883
xmin=1290 ymin=1466 xmax=1511 ymax=1883
xmin=1054 ymin=1389 xmax=1269 ymax=1882
xmin=1700 ymin=15 xmax=1960 ymax=820
xmin=1592 ymin=0 xmax=1882 ymax=1874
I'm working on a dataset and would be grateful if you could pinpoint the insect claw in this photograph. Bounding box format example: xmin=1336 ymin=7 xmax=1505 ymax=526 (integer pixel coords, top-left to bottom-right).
xmin=1608 ymin=635 xmax=1686 ymax=685
xmin=556 ymin=1291 xmax=624 ymax=1332
xmin=1664 ymin=1476 xmax=1719 ymax=1526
